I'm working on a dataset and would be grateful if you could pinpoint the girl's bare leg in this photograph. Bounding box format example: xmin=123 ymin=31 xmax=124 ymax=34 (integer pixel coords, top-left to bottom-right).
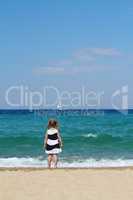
xmin=52 ymin=154 xmax=58 ymax=168
xmin=48 ymin=154 xmax=52 ymax=168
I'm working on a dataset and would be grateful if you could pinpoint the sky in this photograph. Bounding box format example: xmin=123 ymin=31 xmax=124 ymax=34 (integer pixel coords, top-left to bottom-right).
xmin=0 ymin=0 xmax=133 ymax=109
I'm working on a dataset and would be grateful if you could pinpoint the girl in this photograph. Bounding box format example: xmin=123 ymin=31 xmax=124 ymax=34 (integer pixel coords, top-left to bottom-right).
xmin=44 ymin=119 xmax=62 ymax=168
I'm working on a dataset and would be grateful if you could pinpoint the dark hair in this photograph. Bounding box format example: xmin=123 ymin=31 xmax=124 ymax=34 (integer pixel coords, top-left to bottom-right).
xmin=47 ymin=119 xmax=58 ymax=129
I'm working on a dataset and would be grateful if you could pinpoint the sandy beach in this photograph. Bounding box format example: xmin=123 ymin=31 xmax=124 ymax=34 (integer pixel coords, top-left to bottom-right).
xmin=0 ymin=168 xmax=133 ymax=200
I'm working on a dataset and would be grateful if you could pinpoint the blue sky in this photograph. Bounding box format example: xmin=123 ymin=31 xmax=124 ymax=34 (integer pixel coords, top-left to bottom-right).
xmin=0 ymin=0 xmax=133 ymax=109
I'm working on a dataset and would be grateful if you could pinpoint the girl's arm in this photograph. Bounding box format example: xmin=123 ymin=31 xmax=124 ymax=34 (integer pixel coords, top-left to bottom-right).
xmin=44 ymin=132 xmax=48 ymax=148
xmin=57 ymin=132 xmax=63 ymax=147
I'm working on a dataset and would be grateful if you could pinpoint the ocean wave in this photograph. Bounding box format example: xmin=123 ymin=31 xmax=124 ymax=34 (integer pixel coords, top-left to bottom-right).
xmin=1 ymin=134 xmax=133 ymax=151
xmin=83 ymin=133 xmax=98 ymax=138
xmin=1 ymin=157 xmax=133 ymax=168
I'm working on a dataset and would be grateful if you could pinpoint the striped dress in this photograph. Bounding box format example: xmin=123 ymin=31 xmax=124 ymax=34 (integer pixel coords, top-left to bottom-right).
xmin=45 ymin=128 xmax=62 ymax=154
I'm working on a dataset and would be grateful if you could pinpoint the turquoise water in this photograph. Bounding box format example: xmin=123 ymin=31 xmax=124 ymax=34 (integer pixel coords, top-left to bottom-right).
xmin=0 ymin=110 xmax=133 ymax=168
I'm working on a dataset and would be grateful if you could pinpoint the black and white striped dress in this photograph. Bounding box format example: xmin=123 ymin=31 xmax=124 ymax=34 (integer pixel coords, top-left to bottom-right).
xmin=45 ymin=128 xmax=62 ymax=154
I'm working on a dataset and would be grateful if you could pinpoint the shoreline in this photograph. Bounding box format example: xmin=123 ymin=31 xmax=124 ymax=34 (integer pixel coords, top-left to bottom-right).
xmin=1 ymin=166 xmax=133 ymax=171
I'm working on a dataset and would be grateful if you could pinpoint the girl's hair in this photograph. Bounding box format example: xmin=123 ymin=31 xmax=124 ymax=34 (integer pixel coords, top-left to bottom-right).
xmin=47 ymin=119 xmax=58 ymax=129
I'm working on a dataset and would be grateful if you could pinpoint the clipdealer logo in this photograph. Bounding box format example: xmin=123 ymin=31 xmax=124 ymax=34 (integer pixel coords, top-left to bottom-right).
xmin=4 ymin=85 xmax=129 ymax=114
xmin=5 ymin=85 xmax=104 ymax=110
xmin=111 ymin=85 xmax=128 ymax=115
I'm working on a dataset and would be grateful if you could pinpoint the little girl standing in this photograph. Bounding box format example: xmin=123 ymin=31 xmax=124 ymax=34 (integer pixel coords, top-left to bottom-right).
xmin=44 ymin=119 xmax=62 ymax=168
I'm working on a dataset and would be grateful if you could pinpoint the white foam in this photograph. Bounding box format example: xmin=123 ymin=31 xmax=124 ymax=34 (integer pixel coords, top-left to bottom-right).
xmin=0 ymin=157 xmax=133 ymax=168
xmin=0 ymin=157 xmax=47 ymax=168
xmin=83 ymin=133 xmax=97 ymax=138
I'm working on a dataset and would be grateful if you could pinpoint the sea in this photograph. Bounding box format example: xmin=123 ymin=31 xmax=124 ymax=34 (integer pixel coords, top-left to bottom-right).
xmin=0 ymin=109 xmax=133 ymax=168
